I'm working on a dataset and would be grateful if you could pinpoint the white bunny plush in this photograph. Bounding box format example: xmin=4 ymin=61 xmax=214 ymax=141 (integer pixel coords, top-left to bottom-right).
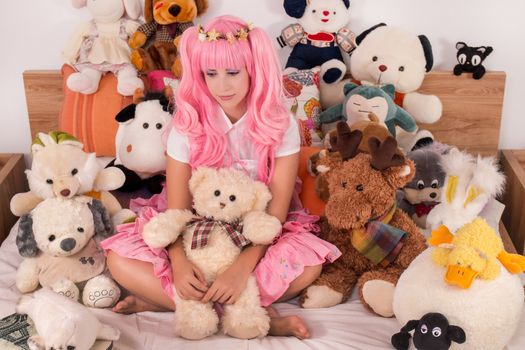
xmin=426 ymin=148 xmax=505 ymax=232
xmin=63 ymin=0 xmax=144 ymax=95
xmin=142 ymin=167 xmax=282 ymax=340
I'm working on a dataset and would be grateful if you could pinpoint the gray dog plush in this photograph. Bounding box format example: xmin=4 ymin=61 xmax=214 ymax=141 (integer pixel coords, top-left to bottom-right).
xmin=397 ymin=149 xmax=445 ymax=228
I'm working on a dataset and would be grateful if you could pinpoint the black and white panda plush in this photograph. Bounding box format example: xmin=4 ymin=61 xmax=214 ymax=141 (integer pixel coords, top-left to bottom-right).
xmin=277 ymin=0 xmax=357 ymax=84
xmin=107 ymin=88 xmax=174 ymax=194
xmin=453 ymin=42 xmax=493 ymax=80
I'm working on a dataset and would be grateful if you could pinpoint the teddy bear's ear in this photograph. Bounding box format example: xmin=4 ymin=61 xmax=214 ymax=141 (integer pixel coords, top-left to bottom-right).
xmin=194 ymin=0 xmax=209 ymax=16
xmin=418 ymin=35 xmax=434 ymax=72
xmin=342 ymin=0 xmax=350 ymax=9
xmin=251 ymin=181 xmax=272 ymax=212
xmin=188 ymin=167 xmax=216 ymax=194
xmin=71 ymin=0 xmax=87 ymax=9
xmin=456 ymin=42 xmax=467 ymax=50
xmin=356 ymin=23 xmax=386 ymax=45
xmin=343 ymin=83 xmax=359 ymax=96
xmin=88 ymin=200 xmax=114 ymax=238
xmin=16 ymin=214 xmax=40 ymax=258
xmin=284 ymin=0 xmax=307 ymax=19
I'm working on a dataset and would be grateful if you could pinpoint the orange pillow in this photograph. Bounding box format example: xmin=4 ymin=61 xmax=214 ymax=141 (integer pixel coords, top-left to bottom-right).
xmin=298 ymin=146 xmax=325 ymax=216
xmin=59 ymin=64 xmax=146 ymax=157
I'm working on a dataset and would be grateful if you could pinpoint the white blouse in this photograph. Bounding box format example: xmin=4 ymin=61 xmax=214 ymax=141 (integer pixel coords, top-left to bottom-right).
xmin=167 ymin=109 xmax=300 ymax=179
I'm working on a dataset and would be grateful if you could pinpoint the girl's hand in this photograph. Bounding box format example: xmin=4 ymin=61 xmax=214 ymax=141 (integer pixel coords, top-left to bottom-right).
xmin=171 ymin=252 xmax=208 ymax=300
xmin=201 ymin=262 xmax=250 ymax=305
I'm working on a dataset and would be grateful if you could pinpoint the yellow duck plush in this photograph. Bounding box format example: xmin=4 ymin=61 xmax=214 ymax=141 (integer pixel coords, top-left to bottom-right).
xmin=429 ymin=217 xmax=525 ymax=289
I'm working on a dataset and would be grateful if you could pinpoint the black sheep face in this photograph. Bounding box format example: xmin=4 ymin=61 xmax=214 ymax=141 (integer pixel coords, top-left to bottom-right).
xmin=453 ymin=42 xmax=493 ymax=80
xmin=392 ymin=312 xmax=466 ymax=350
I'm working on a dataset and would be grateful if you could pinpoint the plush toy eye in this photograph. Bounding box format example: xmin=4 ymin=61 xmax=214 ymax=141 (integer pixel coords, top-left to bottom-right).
xmin=156 ymin=123 xmax=163 ymax=130
xmin=48 ymin=235 xmax=56 ymax=242
xmin=341 ymin=181 xmax=347 ymax=188
xmin=420 ymin=324 xmax=428 ymax=334
xmin=372 ymin=56 xmax=378 ymax=62
xmin=77 ymin=227 xmax=84 ymax=233
xmin=472 ymin=55 xmax=481 ymax=66
xmin=312 ymin=9 xmax=316 ymax=13
xmin=458 ymin=53 xmax=467 ymax=65
xmin=229 ymin=195 xmax=236 ymax=202
xmin=432 ymin=327 xmax=442 ymax=337
xmin=398 ymin=66 xmax=405 ymax=72
xmin=143 ymin=123 xmax=149 ymax=129
xmin=417 ymin=180 xmax=425 ymax=190
xmin=214 ymin=190 xmax=221 ymax=197
xmin=71 ymin=168 xmax=78 ymax=175
xmin=431 ymin=179 xmax=439 ymax=189
xmin=333 ymin=11 xmax=336 ymax=14
xmin=356 ymin=184 xmax=364 ymax=192
xmin=46 ymin=179 xmax=53 ymax=184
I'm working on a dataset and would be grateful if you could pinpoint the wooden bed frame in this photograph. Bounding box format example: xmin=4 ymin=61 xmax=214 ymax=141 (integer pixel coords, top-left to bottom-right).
xmin=22 ymin=69 xmax=517 ymax=252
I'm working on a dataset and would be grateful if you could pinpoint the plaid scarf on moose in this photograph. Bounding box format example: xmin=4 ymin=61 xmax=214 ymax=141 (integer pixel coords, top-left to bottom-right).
xmin=188 ymin=217 xmax=249 ymax=250
xmin=350 ymin=203 xmax=406 ymax=267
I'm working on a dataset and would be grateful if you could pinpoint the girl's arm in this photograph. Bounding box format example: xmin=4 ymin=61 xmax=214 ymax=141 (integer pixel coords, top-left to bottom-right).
xmin=166 ymin=156 xmax=208 ymax=300
xmin=202 ymin=152 xmax=300 ymax=304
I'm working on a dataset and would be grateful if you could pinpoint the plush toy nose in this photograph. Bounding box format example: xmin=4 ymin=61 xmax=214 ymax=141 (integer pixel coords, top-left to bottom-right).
xmin=169 ymin=4 xmax=181 ymax=17
xmin=220 ymin=202 xmax=226 ymax=209
xmin=430 ymin=192 xmax=437 ymax=199
xmin=60 ymin=189 xmax=71 ymax=197
xmin=379 ymin=65 xmax=388 ymax=72
xmin=323 ymin=10 xmax=329 ymax=16
xmin=60 ymin=238 xmax=77 ymax=252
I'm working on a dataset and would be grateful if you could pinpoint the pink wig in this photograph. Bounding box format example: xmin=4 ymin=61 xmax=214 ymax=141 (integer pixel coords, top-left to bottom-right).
xmin=172 ymin=15 xmax=289 ymax=184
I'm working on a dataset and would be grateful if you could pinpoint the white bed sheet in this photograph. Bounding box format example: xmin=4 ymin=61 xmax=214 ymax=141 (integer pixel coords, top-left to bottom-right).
xmin=2 ymin=221 xmax=524 ymax=350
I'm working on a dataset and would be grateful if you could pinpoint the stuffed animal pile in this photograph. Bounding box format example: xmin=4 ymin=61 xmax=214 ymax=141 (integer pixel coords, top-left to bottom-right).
xmin=142 ymin=167 xmax=282 ymax=339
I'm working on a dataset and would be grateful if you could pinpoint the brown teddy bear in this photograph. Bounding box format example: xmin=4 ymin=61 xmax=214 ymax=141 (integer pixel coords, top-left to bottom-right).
xmin=128 ymin=0 xmax=208 ymax=76
xmin=301 ymin=122 xmax=427 ymax=317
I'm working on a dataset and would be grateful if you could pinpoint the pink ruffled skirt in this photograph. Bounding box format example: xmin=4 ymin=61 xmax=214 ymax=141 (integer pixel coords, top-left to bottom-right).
xmin=101 ymin=185 xmax=341 ymax=306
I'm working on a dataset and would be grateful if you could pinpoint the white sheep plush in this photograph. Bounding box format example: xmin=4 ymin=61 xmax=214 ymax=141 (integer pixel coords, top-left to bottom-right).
xmin=142 ymin=167 xmax=282 ymax=340
xmin=16 ymin=196 xmax=120 ymax=308
xmin=18 ymin=288 xmax=120 ymax=350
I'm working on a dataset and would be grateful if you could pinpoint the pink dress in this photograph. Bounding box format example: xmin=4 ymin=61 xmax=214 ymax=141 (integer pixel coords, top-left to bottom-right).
xmin=100 ymin=180 xmax=341 ymax=306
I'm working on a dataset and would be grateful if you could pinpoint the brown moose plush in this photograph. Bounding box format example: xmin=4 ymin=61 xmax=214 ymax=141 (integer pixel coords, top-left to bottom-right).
xmin=128 ymin=0 xmax=208 ymax=76
xmin=301 ymin=122 xmax=426 ymax=317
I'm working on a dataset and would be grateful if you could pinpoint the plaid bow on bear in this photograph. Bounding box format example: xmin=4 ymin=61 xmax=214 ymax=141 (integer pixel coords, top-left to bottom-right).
xmin=188 ymin=217 xmax=249 ymax=250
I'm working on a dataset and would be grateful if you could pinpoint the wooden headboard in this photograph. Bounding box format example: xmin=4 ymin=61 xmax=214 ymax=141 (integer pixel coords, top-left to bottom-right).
xmin=23 ymin=70 xmax=506 ymax=156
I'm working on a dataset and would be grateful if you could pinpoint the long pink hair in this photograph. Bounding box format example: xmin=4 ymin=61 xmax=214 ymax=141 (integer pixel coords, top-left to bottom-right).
xmin=172 ymin=15 xmax=289 ymax=184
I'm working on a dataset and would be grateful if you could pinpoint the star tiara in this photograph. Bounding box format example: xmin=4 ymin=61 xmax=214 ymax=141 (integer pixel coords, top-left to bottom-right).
xmin=197 ymin=23 xmax=254 ymax=43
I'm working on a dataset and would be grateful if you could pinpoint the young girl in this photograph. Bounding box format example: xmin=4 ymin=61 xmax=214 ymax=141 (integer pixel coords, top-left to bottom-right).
xmin=102 ymin=15 xmax=341 ymax=339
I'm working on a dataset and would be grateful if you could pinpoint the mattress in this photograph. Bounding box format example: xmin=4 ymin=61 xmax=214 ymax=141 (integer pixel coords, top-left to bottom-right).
xmin=1 ymin=221 xmax=524 ymax=350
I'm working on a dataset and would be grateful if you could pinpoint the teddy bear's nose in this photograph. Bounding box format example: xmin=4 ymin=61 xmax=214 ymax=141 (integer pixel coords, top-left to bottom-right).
xmin=60 ymin=238 xmax=77 ymax=252
xmin=60 ymin=189 xmax=71 ymax=197
xmin=379 ymin=65 xmax=388 ymax=72
xmin=430 ymin=192 xmax=437 ymax=199
xmin=169 ymin=4 xmax=181 ymax=17
xmin=220 ymin=202 xmax=226 ymax=209
xmin=323 ymin=10 xmax=329 ymax=16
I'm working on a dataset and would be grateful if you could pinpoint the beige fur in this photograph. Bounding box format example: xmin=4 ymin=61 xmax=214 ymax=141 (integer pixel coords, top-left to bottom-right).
xmin=142 ymin=167 xmax=281 ymax=339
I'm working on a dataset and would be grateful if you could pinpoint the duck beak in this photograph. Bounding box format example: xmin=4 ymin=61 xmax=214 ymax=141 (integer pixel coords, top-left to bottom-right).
xmin=444 ymin=265 xmax=479 ymax=289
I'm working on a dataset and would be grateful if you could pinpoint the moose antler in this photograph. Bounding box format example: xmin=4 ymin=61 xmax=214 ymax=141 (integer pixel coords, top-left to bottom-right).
xmin=334 ymin=122 xmax=363 ymax=161
xmin=369 ymin=136 xmax=405 ymax=170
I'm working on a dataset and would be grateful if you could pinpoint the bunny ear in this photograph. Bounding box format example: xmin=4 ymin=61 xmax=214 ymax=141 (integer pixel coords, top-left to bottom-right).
xmin=71 ymin=0 xmax=87 ymax=8
xmin=123 ymin=0 xmax=142 ymax=20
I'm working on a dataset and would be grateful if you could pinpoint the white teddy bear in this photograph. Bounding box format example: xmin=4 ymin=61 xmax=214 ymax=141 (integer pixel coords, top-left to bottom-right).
xmin=142 ymin=167 xmax=282 ymax=340
xmin=16 ymin=196 xmax=121 ymax=308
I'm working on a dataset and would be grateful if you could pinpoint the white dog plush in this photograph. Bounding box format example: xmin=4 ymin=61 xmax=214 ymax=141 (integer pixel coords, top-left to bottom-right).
xmin=16 ymin=196 xmax=121 ymax=308
xmin=18 ymin=288 xmax=120 ymax=350
xmin=10 ymin=131 xmax=134 ymax=225
xmin=142 ymin=167 xmax=282 ymax=340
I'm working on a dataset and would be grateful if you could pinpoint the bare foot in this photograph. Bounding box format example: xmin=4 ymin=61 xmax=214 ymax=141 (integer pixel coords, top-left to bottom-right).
xmin=112 ymin=295 xmax=168 ymax=314
xmin=267 ymin=306 xmax=310 ymax=339
xmin=269 ymin=315 xmax=310 ymax=339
